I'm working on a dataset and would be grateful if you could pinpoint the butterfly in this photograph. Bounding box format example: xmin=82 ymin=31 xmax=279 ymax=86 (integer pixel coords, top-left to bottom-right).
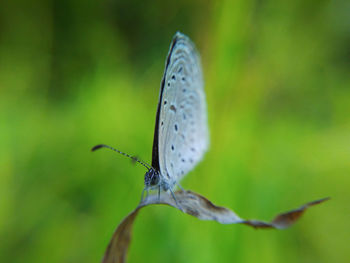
xmin=92 ymin=32 xmax=209 ymax=208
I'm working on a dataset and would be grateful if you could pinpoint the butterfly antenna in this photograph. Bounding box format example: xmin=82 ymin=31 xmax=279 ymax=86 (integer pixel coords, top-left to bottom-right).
xmin=91 ymin=144 xmax=151 ymax=170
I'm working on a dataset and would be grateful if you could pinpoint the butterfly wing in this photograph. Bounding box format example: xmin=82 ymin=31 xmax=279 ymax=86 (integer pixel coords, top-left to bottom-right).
xmin=152 ymin=32 xmax=209 ymax=183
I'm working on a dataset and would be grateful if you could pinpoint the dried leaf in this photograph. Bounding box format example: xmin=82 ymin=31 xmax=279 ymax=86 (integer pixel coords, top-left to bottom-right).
xmin=102 ymin=190 xmax=329 ymax=263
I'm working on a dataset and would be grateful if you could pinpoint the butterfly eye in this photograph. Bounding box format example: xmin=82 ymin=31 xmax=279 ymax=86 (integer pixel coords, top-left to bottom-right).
xmin=150 ymin=173 xmax=159 ymax=186
xmin=144 ymin=169 xmax=160 ymax=187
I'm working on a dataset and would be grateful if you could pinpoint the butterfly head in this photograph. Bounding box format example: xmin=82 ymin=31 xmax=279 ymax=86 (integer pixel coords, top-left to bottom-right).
xmin=144 ymin=168 xmax=160 ymax=188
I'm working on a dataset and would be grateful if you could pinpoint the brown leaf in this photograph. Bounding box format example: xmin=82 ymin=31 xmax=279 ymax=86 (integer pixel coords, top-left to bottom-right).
xmin=102 ymin=190 xmax=329 ymax=263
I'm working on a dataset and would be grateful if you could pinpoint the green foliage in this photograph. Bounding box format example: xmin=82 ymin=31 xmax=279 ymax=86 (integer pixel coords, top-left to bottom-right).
xmin=1 ymin=0 xmax=349 ymax=262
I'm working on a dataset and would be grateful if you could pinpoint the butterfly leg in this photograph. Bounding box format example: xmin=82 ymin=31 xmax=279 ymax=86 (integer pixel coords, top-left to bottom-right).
xmin=140 ymin=188 xmax=149 ymax=203
xmin=158 ymin=185 xmax=161 ymax=203
xmin=170 ymin=188 xmax=183 ymax=212
xmin=140 ymin=188 xmax=145 ymax=202
xmin=176 ymin=183 xmax=185 ymax=192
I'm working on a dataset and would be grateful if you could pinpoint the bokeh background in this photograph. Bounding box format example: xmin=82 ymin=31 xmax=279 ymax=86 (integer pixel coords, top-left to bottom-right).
xmin=1 ymin=0 xmax=349 ymax=262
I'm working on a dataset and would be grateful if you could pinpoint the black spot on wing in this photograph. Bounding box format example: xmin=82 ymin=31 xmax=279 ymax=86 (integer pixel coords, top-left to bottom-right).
xmin=170 ymin=105 xmax=177 ymax=112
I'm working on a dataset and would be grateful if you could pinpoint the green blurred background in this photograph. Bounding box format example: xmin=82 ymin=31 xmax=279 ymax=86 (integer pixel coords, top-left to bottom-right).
xmin=1 ymin=0 xmax=349 ymax=262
